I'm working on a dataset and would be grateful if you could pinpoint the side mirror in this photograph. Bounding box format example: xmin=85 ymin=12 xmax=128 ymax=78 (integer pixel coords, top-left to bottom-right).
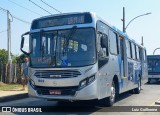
xmin=20 ymin=31 xmax=30 ymax=55
xmin=100 ymin=35 xmax=108 ymax=48
xmin=21 ymin=37 xmax=24 ymax=49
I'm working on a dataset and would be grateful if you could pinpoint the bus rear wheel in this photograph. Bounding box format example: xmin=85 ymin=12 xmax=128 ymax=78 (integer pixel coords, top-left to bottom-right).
xmin=133 ymin=79 xmax=141 ymax=94
xmin=148 ymin=78 xmax=151 ymax=84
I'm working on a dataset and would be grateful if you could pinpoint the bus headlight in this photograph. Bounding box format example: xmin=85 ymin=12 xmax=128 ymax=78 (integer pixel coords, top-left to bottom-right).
xmin=79 ymin=75 xmax=95 ymax=89
xmin=80 ymin=79 xmax=87 ymax=88
xmin=88 ymin=75 xmax=95 ymax=83
xmin=29 ymin=79 xmax=35 ymax=89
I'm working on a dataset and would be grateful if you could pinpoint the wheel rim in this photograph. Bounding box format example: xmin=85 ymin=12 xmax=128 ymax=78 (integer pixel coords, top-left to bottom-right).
xmin=110 ymin=84 xmax=115 ymax=102
xmin=138 ymin=80 xmax=141 ymax=91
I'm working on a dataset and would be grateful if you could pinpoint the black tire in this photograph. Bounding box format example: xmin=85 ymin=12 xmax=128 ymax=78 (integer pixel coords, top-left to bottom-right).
xmin=134 ymin=79 xmax=141 ymax=94
xmin=148 ymin=78 xmax=151 ymax=84
xmin=100 ymin=81 xmax=116 ymax=106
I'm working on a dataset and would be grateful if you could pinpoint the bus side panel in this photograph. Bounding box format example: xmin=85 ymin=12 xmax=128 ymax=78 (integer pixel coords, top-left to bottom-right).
xmin=97 ymin=54 xmax=120 ymax=99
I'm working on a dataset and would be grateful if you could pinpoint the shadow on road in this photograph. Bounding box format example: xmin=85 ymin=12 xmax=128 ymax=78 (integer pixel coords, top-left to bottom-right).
xmin=145 ymin=80 xmax=160 ymax=85
xmin=43 ymin=91 xmax=134 ymax=112
xmin=39 ymin=100 xmax=100 ymax=113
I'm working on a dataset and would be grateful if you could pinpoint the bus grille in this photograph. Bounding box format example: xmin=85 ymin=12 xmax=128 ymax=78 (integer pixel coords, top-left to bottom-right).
xmin=36 ymin=86 xmax=78 ymax=96
xmin=34 ymin=70 xmax=81 ymax=78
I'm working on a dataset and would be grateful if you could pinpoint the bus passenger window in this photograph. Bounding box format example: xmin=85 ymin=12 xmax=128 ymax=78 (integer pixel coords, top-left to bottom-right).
xmin=131 ymin=43 xmax=136 ymax=59
xmin=129 ymin=41 xmax=132 ymax=58
xmin=109 ymin=30 xmax=118 ymax=55
xmin=126 ymin=40 xmax=131 ymax=58
xmin=144 ymin=49 xmax=147 ymax=62
xmin=135 ymin=45 xmax=137 ymax=60
xmin=97 ymin=21 xmax=109 ymax=58
xmin=100 ymin=34 xmax=108 ymax=57
xmin=136 ymin=46 xmax=140 ymax=60
xmin=139 ymin=47 xmax=143 ymax=61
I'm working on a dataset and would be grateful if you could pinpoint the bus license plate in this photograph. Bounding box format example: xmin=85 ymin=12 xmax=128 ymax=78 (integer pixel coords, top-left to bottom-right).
xmin=49 ymin=90 xmax=61 ymax=95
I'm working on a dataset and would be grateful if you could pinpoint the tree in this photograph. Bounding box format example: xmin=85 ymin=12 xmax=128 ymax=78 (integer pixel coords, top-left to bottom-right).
xmin=15 ymin=53 xmax=27 ymax=63
xmin=0 ymin=49 xmax=8 ymax=64
xmin=0 ymin=49 xmax=27 ymax=64
xmin=12 ymin=55 xmax=19 ymax=63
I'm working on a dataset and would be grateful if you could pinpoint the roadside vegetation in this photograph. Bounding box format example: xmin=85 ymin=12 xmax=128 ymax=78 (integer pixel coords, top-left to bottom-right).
xmin=0 ymin=82 xmax=22 ymax=91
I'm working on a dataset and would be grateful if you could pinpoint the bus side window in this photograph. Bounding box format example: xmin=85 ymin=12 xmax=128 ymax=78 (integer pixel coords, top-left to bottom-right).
xmin=109 ymin=30 xmax=118 ymax=55
xmin=97 ymin=21 xmax=109 ymax=57
xmin=136 ymin=45 xmax=140 ymax=60
xmin=134 ymin=44 xmax=137 ymax=60
xmin=139 ymin=47 xmax=143 ymax=61
xmin=144 ymin=49 xmax=147 ymax=62
xmin=126 ymin=39 xmax=131 ymax=58
xmin=129 ymin=41 xmax=133 ymax=59
xmin=131 ymin=43 xmax=136 ymax=59
xmin=97 ymin=21 xmax=109 ymax=68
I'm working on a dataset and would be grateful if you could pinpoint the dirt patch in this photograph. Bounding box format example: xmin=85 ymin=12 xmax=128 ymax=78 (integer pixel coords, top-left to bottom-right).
xmin=0 ymin=82 xmax=6 ymax=86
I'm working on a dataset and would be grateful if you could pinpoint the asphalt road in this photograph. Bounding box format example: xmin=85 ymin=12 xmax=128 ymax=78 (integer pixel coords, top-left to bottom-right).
xmin=1 ymin=81 xmax=160 ymax=115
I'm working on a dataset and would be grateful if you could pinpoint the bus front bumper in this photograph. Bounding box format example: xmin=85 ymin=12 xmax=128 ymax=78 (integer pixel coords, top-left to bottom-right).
xmin=148 ymin=75 xmax=160 ymax=79
xmin=28 ymin=80 xmax=98 ymax=101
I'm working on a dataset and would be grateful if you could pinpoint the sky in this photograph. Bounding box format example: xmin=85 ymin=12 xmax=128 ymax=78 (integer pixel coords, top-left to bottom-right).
xmin=0 ymin=0 xmax=160 ymax=55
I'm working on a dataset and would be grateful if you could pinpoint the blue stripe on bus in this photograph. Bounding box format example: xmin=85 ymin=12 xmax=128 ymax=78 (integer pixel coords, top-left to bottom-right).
xmin=111 ymin=26 xmax=129 ymax=38
xmin=118 ymin=55 xmax=123 ymax=88
xmin=134 ymin=63 xmax=141 ymax=84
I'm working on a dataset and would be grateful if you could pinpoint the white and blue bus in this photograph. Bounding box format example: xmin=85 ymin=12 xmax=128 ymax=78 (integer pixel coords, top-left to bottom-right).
xmin=147 ymin=55 xmax=160 ymax=83
xmin=21 ymin=12 xmax=148 ymax=106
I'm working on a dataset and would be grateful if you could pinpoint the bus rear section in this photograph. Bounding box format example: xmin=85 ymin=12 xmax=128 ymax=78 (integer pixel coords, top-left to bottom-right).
xmin=147 ymin=55 xmax=160 ymax=83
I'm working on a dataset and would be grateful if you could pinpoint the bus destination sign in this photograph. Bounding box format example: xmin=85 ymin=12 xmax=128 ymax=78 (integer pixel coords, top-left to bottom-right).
xmin=31 ymin=13 xmax=92 ymax=29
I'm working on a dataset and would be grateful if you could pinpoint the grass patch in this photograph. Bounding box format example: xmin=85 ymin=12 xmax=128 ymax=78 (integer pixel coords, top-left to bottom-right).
xmin=0 ymin=84 xmax=22 ymax=91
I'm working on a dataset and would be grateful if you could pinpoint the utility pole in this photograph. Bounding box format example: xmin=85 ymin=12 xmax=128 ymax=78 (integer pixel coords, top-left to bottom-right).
xmin=7 ymin=10 xmax=12 ymax=83
xmin=122 ymin=7 xmax=151 ymax=33
xmin=7 ymin=10 xmax=12 ymax=63
xmin=122 ymin=7 xmax=125 ymax=33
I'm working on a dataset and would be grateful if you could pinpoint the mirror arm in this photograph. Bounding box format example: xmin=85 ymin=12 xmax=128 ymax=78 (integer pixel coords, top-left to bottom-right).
xmin=20 ymin=31 xmax=30 ymax=55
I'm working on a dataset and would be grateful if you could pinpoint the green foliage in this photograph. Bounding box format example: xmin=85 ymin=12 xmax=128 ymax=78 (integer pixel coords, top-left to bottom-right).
xmin=16 ymin=53 xmax=27 ymax=63
xmin=0 ymin=49 xmax=8 ymax=64
xmin=12 ymin=55 xmax=19 ymax=63
xmin=0 ymin=49 xmax=27 ymax=64
xmin=0 ymin=84 xmax=22 ymax=91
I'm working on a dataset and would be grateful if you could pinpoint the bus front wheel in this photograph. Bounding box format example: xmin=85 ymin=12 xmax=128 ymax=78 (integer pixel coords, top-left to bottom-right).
xmin=100 ymin=81 xmax=116 ymax=106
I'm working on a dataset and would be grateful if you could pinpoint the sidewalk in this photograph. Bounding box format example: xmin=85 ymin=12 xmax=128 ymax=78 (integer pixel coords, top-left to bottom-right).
xmin=0 ymin=89 xmax=28 ymax=103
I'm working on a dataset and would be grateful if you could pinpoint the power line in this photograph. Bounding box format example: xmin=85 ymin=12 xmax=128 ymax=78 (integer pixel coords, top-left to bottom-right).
xmin=0 ymin=10 xmax=6 ymax=14
xmin=40 ymin=0 xmax=62 ymax=14
xmin=12 ymin=15 xmax=31 ymax=25
xmin=7 ymin=0 xmax=43 ymax=16
xmin=0 ymin=7 xmax=7 ymax=12
xmin=29 ymin=0 xmax=52 ymax=15
xmin=0 ymin=7 xmax=31 ymax=25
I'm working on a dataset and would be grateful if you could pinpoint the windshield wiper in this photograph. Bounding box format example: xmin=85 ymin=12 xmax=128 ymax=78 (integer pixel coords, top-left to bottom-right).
xmin=65 ymin=26 xmax=77 ymax=54
xmin=67 ymin=26 xmax=77 ymax=39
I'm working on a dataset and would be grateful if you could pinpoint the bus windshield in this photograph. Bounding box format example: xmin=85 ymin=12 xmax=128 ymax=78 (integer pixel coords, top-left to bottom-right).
xmin=148 ymin=58 xmax=160 ymax=74
xmin=30 ymin=28 xmax=96 ymax=67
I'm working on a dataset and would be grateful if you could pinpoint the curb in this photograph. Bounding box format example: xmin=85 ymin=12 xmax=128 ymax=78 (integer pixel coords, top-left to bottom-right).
xmin=155 ymin=99 xmax=160 ymax=105
xmin=0 ymin=93 xmax=28 ymax=103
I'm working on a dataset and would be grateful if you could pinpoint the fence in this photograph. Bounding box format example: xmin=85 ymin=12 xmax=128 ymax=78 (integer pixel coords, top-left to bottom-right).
xmin=0 ymin=63 xmax=23 ymax=84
